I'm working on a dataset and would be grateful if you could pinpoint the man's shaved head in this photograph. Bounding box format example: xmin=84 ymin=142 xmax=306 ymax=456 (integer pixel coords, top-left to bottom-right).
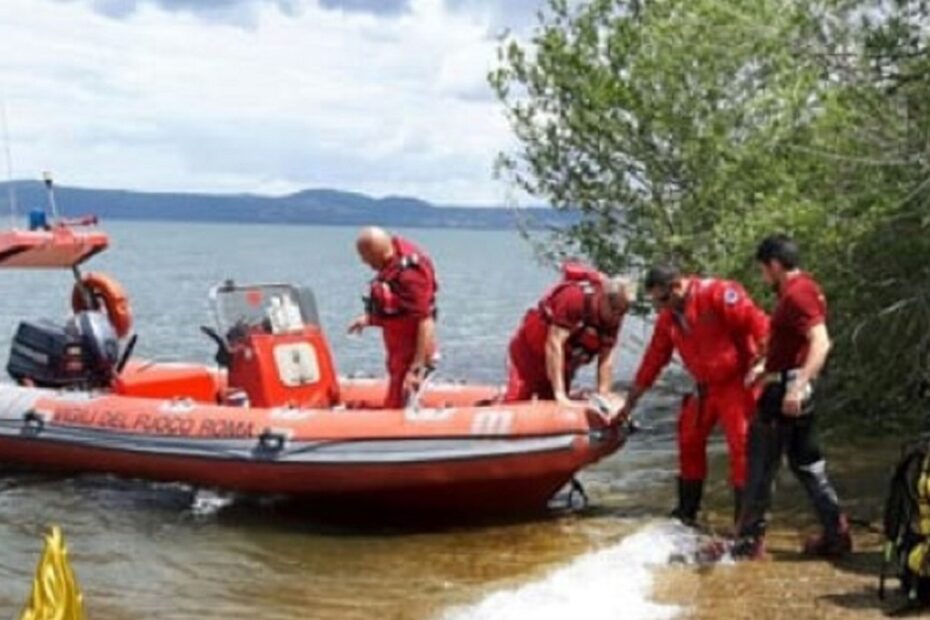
xmin=356 ymin=226 xmax=395 ymax=270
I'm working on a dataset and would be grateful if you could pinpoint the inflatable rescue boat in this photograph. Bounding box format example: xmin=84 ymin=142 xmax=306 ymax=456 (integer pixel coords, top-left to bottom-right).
xmin=0 ymin=213 xmax=628 ymax=516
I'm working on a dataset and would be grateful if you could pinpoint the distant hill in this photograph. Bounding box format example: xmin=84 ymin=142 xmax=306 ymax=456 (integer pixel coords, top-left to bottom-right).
xmin=0 ymin=182 xmax=575 ymax=230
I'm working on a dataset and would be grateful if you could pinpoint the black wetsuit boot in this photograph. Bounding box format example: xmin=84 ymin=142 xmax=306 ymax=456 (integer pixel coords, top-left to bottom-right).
xmin=736 ymin=382 xmax=849 ymax=559
xmin=671 ymin=478 xmax=703 ymax=526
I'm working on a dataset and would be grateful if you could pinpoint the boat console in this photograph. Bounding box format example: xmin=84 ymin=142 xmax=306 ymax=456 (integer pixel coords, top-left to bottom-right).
xmin=205 ymin=281 xmax=340 ymax=409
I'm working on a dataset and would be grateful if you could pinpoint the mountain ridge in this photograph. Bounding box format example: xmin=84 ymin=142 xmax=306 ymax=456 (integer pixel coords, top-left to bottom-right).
xmin=0 ymin=181 xmax=572 ymax=230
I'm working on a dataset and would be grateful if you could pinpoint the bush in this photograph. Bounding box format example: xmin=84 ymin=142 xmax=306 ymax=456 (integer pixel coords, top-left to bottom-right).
xmin=492 ymin=0 xmax=930 ymax=427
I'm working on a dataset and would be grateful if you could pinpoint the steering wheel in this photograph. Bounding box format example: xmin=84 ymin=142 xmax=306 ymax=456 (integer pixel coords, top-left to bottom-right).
xmin=200 ymin=325 xmax=232 ymax=367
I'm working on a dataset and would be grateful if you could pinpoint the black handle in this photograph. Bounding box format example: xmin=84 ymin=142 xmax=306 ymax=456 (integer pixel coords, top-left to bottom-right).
xmin=116 ymin=333 xmax=138 ymax=374
xmin=256 ymin=429 xmax=286 ymax=453
xmin=22 ymin=411 xmax=45 ymax=435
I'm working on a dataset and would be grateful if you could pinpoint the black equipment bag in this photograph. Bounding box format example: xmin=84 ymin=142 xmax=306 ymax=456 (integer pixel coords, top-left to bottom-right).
xmin=881 ymin=435 xmax=930 ymax=615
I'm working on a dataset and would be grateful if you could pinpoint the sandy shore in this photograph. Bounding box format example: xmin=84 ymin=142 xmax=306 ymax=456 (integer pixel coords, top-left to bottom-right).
xmin=652 ymin=437 xmax=907 ymax=619
xmin=654 ymin=528 xmax=887 ymax=619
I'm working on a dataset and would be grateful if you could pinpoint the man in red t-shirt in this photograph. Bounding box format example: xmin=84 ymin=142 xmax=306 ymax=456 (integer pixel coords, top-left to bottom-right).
xmin=504 ymin=264 xmax=635 ymax=405
xmin=733 ymin=234 xmax=851 ymax=559
xmin=348 ymin=227 xmax=438 ymax=409
xmin=620 ymin=265 xmax=769 ymax=525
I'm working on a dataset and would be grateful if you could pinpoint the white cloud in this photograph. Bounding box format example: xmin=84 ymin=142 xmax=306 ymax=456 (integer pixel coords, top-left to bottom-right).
xmin=0 ymin=0 xmax=543 ymax=204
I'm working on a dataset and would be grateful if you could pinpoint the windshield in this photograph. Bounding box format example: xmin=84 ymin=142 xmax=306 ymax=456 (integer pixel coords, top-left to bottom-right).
xmin=209 ymin=281 xmax=320 ymax=337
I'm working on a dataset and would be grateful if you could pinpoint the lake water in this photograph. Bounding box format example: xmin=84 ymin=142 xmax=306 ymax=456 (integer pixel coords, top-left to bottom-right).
xmin=0 ymin=221 xmax=697 ymax=620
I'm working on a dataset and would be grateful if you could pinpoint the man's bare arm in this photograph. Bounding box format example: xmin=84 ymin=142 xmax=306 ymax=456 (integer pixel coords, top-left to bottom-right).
xmin=545 ymin=325 xmax=572 ymax=403
xmin=782 ymin=323 xmax=830 ymax=416
xmin=797 ymin=323 xmax=831 ymax=386
xmin=596 ymin=349 xmax=615 ymax=395
xmin=412 ymin=316 xmax=436 ymax=370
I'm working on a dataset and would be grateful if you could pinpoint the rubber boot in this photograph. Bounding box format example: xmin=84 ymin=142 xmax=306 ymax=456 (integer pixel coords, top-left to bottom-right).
xmin=803 ymin=513 xmax=853 ymax=558
xmin=792 ymin=459 xmax=850 ymax=557
xmin=730 ymin=534 xmax=766 ymax=561
xmin=670 ymin=478 xmax=703 ymax=526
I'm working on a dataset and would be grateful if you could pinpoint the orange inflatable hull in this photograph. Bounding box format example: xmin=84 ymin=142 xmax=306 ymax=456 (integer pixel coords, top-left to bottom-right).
xmin=0 ymin=228 xmax=108 ymax=268
xmin=0 ymin=382 xmax=626 ymax=516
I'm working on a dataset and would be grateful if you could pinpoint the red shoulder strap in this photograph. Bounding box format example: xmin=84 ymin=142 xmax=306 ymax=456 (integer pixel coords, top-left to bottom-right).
xmin=540 ymin=277 xmax=602 ymax=331
xmin=562 ymin=261 xmax=601 ymax=283
xmin=380 ymin=237 xmax=433 ymax=283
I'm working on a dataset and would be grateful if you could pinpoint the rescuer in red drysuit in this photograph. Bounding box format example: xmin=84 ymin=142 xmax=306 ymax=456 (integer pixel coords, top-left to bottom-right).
xmin=619 ymin=264 xmax=769 ymax=525
xmin=348 ymin=227 xmax=438 ymax=409
xmin=504 ymin=263 xmax=635 ymax=405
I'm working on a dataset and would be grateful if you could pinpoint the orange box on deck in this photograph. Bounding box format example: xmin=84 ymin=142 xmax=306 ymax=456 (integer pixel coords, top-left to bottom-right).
xmin=115 ymin=362 xmax=225 ymax=403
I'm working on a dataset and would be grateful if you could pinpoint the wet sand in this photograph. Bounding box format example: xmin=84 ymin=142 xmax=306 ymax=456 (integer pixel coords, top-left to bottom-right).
xmin=653 ymin=436 xmax=903 ymax=619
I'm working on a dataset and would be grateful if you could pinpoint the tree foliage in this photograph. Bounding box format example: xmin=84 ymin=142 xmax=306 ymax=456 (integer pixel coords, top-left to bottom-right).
xmin=492 ymin=0 xmax=930 ymax=427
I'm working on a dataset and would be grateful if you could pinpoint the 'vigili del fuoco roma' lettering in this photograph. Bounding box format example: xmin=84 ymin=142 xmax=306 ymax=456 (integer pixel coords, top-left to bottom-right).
xmin=197 ymin=418 xmax=254 ymax=439
xmin=132 ymin=414 xmax=196 ymax=436
xmin=53 ymin=408 xmax=133 ymax=431
xmin=51 ymin=408 xmax=255 ymax=439
xmin=52 ymin=408 xmax=98 ymax=427
xmin=52 ymin=409 xmax=255 ymax=439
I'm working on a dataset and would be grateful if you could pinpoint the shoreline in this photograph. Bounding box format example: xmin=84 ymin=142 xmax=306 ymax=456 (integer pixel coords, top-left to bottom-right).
xmin=650 ymin=437 xmax=901 ymax=619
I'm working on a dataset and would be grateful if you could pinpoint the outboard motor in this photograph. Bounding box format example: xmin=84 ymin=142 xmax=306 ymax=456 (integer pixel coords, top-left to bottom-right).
xmin=71 ymin=311 xmax=120 ymax=378
xmin=7 ymin=310 xmax=120 ymax=389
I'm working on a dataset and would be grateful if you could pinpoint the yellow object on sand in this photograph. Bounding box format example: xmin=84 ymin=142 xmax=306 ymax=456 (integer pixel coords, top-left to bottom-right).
xmin=19 ymin=526 xmax=86 ymax=620
xmin=907 ymin=458 xmax=930 ymax=576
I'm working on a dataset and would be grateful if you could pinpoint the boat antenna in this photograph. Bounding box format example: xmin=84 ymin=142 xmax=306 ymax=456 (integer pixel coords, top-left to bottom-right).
xmin=1 ymin=101 xmax=16 ymax=227
xmin=42 ymin=170 xmax=60 ymax=221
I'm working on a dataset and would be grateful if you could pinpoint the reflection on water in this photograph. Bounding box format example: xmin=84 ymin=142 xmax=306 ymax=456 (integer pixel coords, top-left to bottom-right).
xmin=0 ymin=222 xmax=686 ymax=619
xmin=0 ymin=452 xmax=679 ymax=620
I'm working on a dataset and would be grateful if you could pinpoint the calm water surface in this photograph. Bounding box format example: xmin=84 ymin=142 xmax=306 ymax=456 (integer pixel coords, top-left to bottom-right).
xmin=0 ymin=221 xmax=685 ymax=619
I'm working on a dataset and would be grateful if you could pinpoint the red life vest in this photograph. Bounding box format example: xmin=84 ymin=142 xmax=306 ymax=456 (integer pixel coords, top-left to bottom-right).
xmin=538 ymin=263 xmax=618 ymax=367
xmin=366 ymin=237 xmax=437 ymax=319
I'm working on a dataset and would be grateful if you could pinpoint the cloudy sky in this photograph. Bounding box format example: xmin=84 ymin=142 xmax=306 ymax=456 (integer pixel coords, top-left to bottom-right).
xmin=0 ymin=0 xmax=545 ymax=205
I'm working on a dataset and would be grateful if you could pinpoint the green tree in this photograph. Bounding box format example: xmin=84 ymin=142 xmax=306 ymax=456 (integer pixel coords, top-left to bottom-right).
xmin=492 ymin=0 xmax=930 ymax=426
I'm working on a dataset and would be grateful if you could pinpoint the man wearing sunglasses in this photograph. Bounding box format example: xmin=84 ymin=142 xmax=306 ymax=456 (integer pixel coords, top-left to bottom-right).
xmin=620 ymin=264 xmax=769 ymax=525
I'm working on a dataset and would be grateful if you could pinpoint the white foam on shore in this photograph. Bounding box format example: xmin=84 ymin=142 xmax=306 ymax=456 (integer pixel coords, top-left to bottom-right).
xmin=443 ymin=521 xmax=696 ymax=620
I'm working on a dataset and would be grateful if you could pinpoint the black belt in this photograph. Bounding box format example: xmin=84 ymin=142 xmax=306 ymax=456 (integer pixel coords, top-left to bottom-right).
xmin=760 ymin=369 xmax=801 ymax=387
